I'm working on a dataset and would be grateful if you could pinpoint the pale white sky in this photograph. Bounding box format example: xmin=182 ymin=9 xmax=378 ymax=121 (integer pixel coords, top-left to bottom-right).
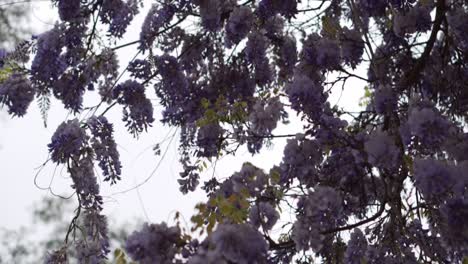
xmin=0 ymin=0 xmax=365 ymax=237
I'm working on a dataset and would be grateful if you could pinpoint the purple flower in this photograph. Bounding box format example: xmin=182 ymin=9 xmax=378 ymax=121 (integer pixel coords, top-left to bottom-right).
xmin=76 ymin=210 xmax=110 ymax=263
xmin=406 ymin=103 xmax=455 ymax=147
xmin=439 ymin=197 xmax=468 ymax=251
xmin=128 ymin=59 xmax=153 ymax=80
xmin=48 ymin=119 xmax=87 ymax=164
xmin=140 ymin=4 xmax=175 ymax=51
xmin=52 ymin=70 xmax=86 ymax=112
xmin=249 ymin=202 xmax=279 ymax=230
xmin=31 ymin=25 xmax=67 ymax=93
xmin=340 ymin=28 xmax=364 ymax=68
xmin=279 ymin=136 xmax=322 ymax=186
xmin=357 ymin=0 xmax=387 ymax=17
xmin=230 ymin=162 xmax=268 ymax=197
xmin=285 ymin=73 xmax=326 ymax=119
xmin=247 ymin=97 xmax=284 ymax=153
xmin=57 ymin=0 xmax=81 ymax=21
xmin=364 ymin=130 xmax=400 ymax=170
xmin=208 ymin=224 xmax=268 ymax=263
xmin=302 ymin=33 xmax=341 ymax=70
xmin=99 ymin=0 xmax=140 ymax=38
xmin=87 ymin=116 xmax=122 ymax=184
xmin=345 ymin=229 xmax=368 ymax=264
xmin=276 ymin=35 xmax=297 ymax=79
xmin=113 ymin=80 xmax=155 ymax=136
xmin=293 ymin=186 xmax=344 ymax=251
xmin=372 ymin=84 xmax=397 ymax=114
xmin=393 ymin=5 xmax=432 ymax=36
xmin=257 ymin=0 xmax=298 ymax=19
xmin=0 ymin=73 xmax=35 ymax=116
xmin=196 ymin=123 xmax=223 ymax=158
xmin=447 ymin=8 xmax=468 ymax=50
xmin=197 ymin=0 xmax=222 ymax=31
xmin=413 ymin=158 xmax=456 ymax=201
xmin=225 ymin=6 xmax=254 ymax=47
xmin=69 ymin=156 xmax=103 ymax=209
xmin=44 ymin=248 xmax=67 ymax=264
xmin=245 ymin=31 xmax=273 ymax=85
xmin=125 ymin=222 xmax=181 ymax=264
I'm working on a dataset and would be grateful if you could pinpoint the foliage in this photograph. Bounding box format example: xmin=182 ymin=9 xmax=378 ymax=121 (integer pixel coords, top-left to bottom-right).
xmin=1 ymin=0 xmax=468 ymax=263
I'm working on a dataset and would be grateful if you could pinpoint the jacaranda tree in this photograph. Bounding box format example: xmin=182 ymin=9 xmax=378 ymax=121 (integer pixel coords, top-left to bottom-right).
xmin=0 ymin=0 xmax=467 ymax=263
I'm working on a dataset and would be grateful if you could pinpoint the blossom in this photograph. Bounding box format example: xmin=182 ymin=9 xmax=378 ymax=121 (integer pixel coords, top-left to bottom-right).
xmin=0 ymin=73 xmax=35 ymax=116
xmin=345 ymin=229 xmax=368 ymax=264
xmin=48 ymin=119 xmax=87 ymax=164
xmin=249 ymin=202 xmax=279 ymax=230
xmin=125 ymin=222 xmax=181 ymax=264
xmin=76 ymin=210 xmax=110 ymax=263
xmin=139 ymin=4 xmax=175 ymax=51
xmin=57 ymin=0 xmax=81 ymax=21
xmin=413 ymin=158 xmax=456 ymax=201
xmin=113 ymin=80 xmax=155 ymax=136
xmin=208 ymin=224 xmax=268 ymax=263
xmin=393 ymin=5 xmax=432 ymax=36
xmin=87 ymin=116 xmax=122 ymax=184
xmin=197 ymin=0 xmax=222 ymax=31
xmin=293 ymin=186 xmax=344 ymax=251
xmin=340 ymin=28 xmax=364 ymax=68
xmin=99 ymin=0 xmax=139 ymax=38
xmin=225 ymin=6 xmax=254 ymax=47
xmin=285 ymin=73 xmax=326 ymax=119
xmin=364 ymin=130 xmax=400 ymax=170
xmin=247 ymin=97 xmax=284 ymax=152
xmin=31 ymin=25 xmax=66 ymax=93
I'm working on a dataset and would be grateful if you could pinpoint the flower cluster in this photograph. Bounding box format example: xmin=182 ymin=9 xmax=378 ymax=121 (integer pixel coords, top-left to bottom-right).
xmin=48 ymin=119 xmax=87 ymax=164
xmin=206 ymin=224 xmax=268 ymax=263
xmin=154 ymin=54 xmax=200 ymax=125
xmin=340 ymin=28 xmax=364 ymax=68
xmin=372 ymin=84 xmax=397 ymax=114
xmin=357 ymin=0 xmax=387 ymax=17
xmin=99 ymin=0 xmax=139 ymax=38
xmin=140 ymin=4 xmax=175 ymax=51
xmin=0 ymin=73 xmax=35 ymax=116
xmin=31 ymin=25 xmax=66 ymax=93
xmin=293 ymin=186 xmax=344 ymax=251
xmin=364 ymin=130 xmax=400 ymax=170
xmin=196 ymin=123 xmax=224 ymax=158
xmin=56 ymin=0 xmax=81 ymax=22
xmin=278 ymin=136 xmax=322 ymax=186
xmin=302 ymin=33 xmax=341 ymax=70
xmin=249 ymin=202 xmax=279 ymax=230
xmin=225 ymin=6 xmax=254 ymax=47
xmin=257 ymin=0 xmax=298 ymax=19
xmin=113 ymin=80 xmax=155 ymax=136
xmin=125 ymin=222 xmax=182 ymax=264
xmin=247 ymin=97 xmax=284 ymax=153
xmin=393 ymin=5 xmax=432 ymax=36
xmin=448 ymin=8 xmax=468 ymax=50
xmin=285 ymin=73 xmax=326 ymax=119
xmin=69 ymin=156 xmax=103 ymax=209
xmin=405 ymin=102 xmax=455 ymax=147
xmin=275 ymin=35 xmax=297 ymax=80
xmin=246 ymin=31 xmax=273 ymax=86
xmin=76 ymin=210 xmax=110 ymax=263
xmin=52 ymin=70 xmax=86 ymax=112
xmin=344 ymin=229 xmax=368 ymax=264
xmin=197 ymin=0 xmax=222 ymax=31
xmin=87 ymin=116 xmax=122 ymax=184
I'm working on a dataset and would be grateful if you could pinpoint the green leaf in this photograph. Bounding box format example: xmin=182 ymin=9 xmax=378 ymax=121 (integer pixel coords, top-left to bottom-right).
xmin=462 ymin=256 xmax=468 ymax=264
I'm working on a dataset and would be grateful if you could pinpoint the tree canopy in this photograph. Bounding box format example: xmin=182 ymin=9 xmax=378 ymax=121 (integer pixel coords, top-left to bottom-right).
xmin=1 ymin=0 xmax=468 ymax=263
